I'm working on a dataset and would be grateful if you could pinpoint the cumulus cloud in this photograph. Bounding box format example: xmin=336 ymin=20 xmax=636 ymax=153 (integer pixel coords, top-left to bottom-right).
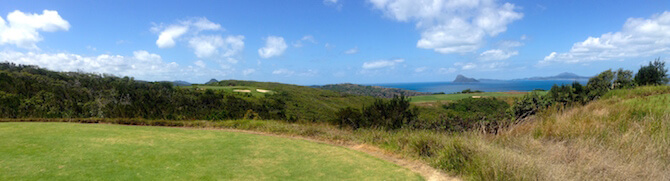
xmin=153 ymin=17 xmax=222 ymax=48
xmin=362 ymin=59 xmax=404 ymax=69
xmin=0 ymin=50 xmax=204 ymax=80
xmin=188 ymin=35 xmax=244 ymax=61
xmin=344 ymin=47 xmax=359 ymax=54
xmin=479 ymin=49 xmax=518 ymax=61
xmin=258 ymin=36 xmax=287 ymax=59
xmin=153 ymin=17 xmax=244 ymax=65
xmin=0 ymin=10 xmax=70 ymax=49
xmin=369 ymin=0 xmax=522 ymax=54
xmin=541 ymin=11 xmax=670 ymax=64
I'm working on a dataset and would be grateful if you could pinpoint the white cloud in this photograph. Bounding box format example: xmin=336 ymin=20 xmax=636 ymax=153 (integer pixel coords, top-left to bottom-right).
xmin=243 ymin=68 xmax=256 ymax=76
xmin=258 ymin=36 xmax=287 ymax=59
xmin=293 ymin=35 xmax=316 ymax=47
xmin=272 ymin=68 xmax=294 ymax=76
xmin=194 ymin=60 xmax=206 ymax=68
xmin=479 ymin=49 xmax=518 ymax=61
xmin=455 ymin=62 xmax=478 ymax=70
xmin=153 ymin=17 xmax=222 ymax=49
xmin=0 ymin=50 xmax=234 ymax=81
xmin=344 ymin=47 xmax=359 ymax=54
xmin=156 ymin=26 xmax=188 ymax=48
xmin=414 ymin=66 xmax=428 ymax=72
xmin=369 ymin=0 xmax=522 ymax=54
xmin=0 ymin=50 xmax=187 ymax=80
xmin=0 ymin=10 xmax=70 ymax=49
xmin=362 ymin=59 xmax=404 ymax=69
xmin=187 ymin=35 xmax=244 ymax=60
xmin=541 ymin=11 xmax=670 ymax=64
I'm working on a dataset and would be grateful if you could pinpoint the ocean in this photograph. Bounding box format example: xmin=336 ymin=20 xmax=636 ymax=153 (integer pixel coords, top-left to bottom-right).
xmin=371 ymin=80 xmax=589 ymax=93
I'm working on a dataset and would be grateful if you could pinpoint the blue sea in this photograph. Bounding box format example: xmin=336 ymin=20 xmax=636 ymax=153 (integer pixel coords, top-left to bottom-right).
xmin=371 ymin=80 xmax=589 ymax=93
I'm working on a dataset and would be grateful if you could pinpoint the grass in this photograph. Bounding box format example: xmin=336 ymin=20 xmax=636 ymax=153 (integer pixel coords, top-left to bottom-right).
xmin=3 ymin=86 xmax=668 ymax=180
xmin=410 ymin=92 xmax=544 ymax=103
xmin=0 ymin=122 xmax=421 ymax=181
xmin=179 ymin=85 xmax=273 ymax=97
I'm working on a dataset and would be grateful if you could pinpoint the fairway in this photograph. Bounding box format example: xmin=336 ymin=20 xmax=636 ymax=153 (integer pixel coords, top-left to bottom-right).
xmin=410 ymin=91 xmax=545 ymax=103
xmin=179 ymin=85 xmax=273 ymax=97
xmin=0 ymin=122 xmax=421 ymax=180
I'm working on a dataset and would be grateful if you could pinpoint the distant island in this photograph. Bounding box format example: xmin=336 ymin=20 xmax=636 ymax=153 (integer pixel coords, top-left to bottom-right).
xmin=522 ymin=72 xmax=590 ymax=80
xmin=453 ymin=74 xmax=479 ymax=83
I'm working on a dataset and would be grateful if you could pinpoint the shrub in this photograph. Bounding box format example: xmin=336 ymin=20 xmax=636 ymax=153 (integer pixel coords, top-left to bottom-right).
xmin=634 ymin=58 xmax=669 ymax=86
xmin=614 ymin=68 xmax=635 ymax=89
xmin=334 ymin=95 xmax=418 ymax=130
xmin=511 ymin=92 xmax=552 ymax=120
xmin=587 ymin=69 xmax=615 ymax=100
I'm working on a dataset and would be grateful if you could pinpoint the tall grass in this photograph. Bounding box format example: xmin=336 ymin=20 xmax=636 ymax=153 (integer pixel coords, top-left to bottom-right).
xmin=3 ymin=86 xmax=669 ymax=180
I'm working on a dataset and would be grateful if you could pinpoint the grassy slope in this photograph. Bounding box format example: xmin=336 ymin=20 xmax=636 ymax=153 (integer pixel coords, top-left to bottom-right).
xmin=179 ymin=85 xmax=272 ymax=97
xmin=3 ymin=86 xmax=667 ymax=180
xmin=0 ymin=122 xmax=421 ymax=181
xmin=208 ymin=80 xmax=377 ymax=122
xmin=410 ymin=92 xmax=542 ymax=103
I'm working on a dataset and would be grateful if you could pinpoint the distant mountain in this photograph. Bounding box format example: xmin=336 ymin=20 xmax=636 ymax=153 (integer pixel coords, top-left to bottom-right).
xmin=205 ymin=78 xmax=218 ymax=84
xmin=453 ymin=75 xmax=479 ymax=83
xmin=523 ymin=72 xmax=590 ymax=80
xmin=172 ymin=80 xmax=191 ymax=86
xmin=313 ymin=83 xmax=430 ymax=98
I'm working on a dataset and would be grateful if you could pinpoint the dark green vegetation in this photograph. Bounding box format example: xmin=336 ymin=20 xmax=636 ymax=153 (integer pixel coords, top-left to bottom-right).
xmin=410 ymin=92 xmax=530 ymax=103
xmin=314 ymin=83 xmax=429 ymax=98
xmin=0 ymin=63 xmax=372 ymax=122
xmin=1 ymin=59 xmax=668 ymax=180
xmin=512 ymin=59 xmax=669 ymax=120
xmin=0 ymin=122 xmax=421 ymax=180
xmin=635 ymin=58 xmax=669 ymax=86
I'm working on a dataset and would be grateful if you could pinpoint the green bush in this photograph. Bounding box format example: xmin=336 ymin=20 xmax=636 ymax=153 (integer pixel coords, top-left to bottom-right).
xmin=334 ymin=95 xmax=418 ymax=130
xmin=634 ymin=58 xmax=668 ymax=86
xmin=511 ymin=92 xmax=552 ymax=119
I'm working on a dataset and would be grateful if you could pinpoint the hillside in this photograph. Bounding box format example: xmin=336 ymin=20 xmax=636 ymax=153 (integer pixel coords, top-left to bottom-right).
xmin=314 ymin=83 xmax=430 ymax=98
xmin=205 ymin=80 xmax=376 ymax=122
xmin=0 ymin=63 xmax=373 ymax=122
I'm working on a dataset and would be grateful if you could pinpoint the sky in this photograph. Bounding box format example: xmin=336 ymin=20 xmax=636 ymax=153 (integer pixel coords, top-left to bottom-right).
xmin=0 ymin=0 xmax=669 ymax=85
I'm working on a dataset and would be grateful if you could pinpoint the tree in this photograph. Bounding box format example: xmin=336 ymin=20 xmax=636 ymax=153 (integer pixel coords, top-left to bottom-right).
xmin=634 ymin=58 xmax=669 ymax=86
xmin=587 ymin=69 xmax=615 ymax=100
xmin=614 ymin=68 xmax=635 ymax=89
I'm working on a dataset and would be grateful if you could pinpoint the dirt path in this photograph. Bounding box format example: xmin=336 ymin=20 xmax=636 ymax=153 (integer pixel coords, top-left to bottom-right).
xmin=200 ymin=128 xmax=460 ymax=181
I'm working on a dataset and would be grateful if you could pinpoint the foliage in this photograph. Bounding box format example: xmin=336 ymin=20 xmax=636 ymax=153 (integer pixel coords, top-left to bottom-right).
xmin=334 ymin=95 xmax=418 ymax=130
xmin=586 ymin=69 xmax=615 ymax=100
xmin=314 ymin=83 xmax=429 ymax=98
xmin=614 ymin=68 xmax=635 ymax=89
xmin=510 ymin=91 xmax=553 ymax=119
xmin=460 ymin=89 xmax=483 ymax=94
xmin=634 ymin=58 xmax=669 ymax=86
xmin=440 ymin=97 xmax=512 ymax=133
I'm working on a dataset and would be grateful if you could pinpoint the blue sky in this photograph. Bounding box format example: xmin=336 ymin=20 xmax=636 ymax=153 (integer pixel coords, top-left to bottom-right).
xmin=0 ymin=0 xmax=669 ymax=85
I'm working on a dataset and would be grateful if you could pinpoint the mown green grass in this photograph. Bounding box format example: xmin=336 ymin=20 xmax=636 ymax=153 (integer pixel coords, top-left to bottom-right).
xmin=179 ymin=85 xmax=273 ymax=97
xmin=0 ymin=122 xmax=421 ymax=181
xmin=410 ymin=92 xmax=542 ymax=103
